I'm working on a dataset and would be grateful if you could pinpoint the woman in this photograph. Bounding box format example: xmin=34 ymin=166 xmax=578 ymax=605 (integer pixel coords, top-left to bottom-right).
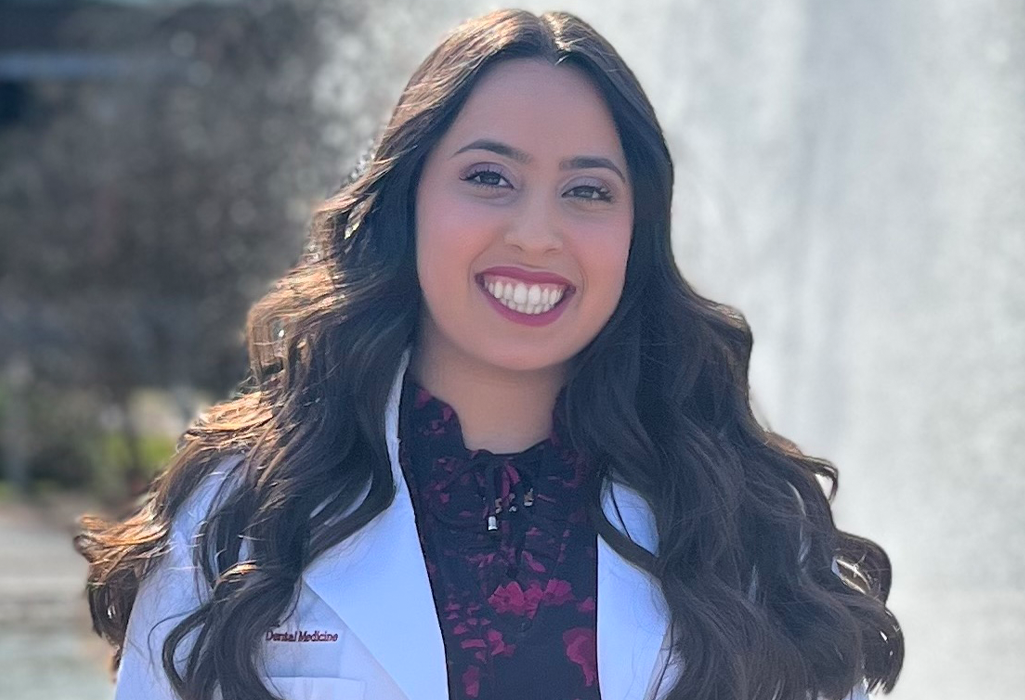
xmin=76 ymin=9 xmax=904 ymax=700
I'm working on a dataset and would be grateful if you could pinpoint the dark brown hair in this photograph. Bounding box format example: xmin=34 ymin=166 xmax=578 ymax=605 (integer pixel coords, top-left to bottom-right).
xmin=76 ymin=9 xmax=903 ymax=700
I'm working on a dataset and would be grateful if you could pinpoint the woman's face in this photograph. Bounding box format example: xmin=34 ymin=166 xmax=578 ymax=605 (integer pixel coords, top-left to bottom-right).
xmin=415 ymin=59 xmax=634 ymax=375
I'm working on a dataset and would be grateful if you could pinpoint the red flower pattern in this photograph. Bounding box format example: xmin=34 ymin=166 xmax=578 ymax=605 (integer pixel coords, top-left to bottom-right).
xmin=462 ymin=665 xmax=481 ymax=697
xmin=563 ymin=628 xmax=598 ymax=686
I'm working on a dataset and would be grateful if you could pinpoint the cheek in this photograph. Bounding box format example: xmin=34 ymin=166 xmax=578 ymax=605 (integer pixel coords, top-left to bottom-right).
xmin=415 ymin=195 xmax=492 ymax=307
xmin=578 ymin=222 xmax=632 ymax=303
xmin=578 ymin=231 xmax=632 ymax=337
xmin=416 ymin=188 xmax=458 ymax=284
xmin=597 ymin=255 xmax=630 ymax=320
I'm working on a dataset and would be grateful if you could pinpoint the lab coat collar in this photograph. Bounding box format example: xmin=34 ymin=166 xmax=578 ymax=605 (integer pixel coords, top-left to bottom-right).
xmin=302 ymin=351 xmax=672 ymax=700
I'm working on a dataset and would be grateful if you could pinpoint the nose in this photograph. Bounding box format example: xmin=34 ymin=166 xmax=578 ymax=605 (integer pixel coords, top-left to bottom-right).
xmin=502 ymin=192 xmax=563 ymax=255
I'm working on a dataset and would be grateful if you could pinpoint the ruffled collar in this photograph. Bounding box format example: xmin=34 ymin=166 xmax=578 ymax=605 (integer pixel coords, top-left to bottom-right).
xmin=398 ymin=375 xmax=587 ymax=533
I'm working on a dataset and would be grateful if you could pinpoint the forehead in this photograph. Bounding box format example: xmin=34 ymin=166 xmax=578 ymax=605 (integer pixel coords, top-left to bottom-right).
xmin=439 ymin=58 xmax=625 ymax=161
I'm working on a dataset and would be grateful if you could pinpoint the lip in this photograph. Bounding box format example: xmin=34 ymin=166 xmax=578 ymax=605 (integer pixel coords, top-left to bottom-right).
xmin=477 ymin=266 xmax=575 ymax=288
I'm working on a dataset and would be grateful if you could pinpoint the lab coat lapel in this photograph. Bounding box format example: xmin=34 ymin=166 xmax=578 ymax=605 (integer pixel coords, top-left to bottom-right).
xmin=597 ymin=482 xmax=675 ymax=700
xmin=302 ymin=352 xmax=449 ymax=700
xmin=304 ymin=351 xmax=677 ymax=700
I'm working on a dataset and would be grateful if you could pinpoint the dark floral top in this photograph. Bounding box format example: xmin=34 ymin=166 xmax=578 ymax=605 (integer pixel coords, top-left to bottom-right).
xmin=398 ymin=376 xmax=601 ymax=700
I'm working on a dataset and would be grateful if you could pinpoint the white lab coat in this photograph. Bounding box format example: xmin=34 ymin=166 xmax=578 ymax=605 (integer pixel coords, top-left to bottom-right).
xmin=114 ymin=352 xmax=869 ymax=700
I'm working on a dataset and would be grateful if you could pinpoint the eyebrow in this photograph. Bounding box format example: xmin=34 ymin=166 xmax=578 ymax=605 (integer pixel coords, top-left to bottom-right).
xmin=452 ymin=138 xmax=627 ymax=184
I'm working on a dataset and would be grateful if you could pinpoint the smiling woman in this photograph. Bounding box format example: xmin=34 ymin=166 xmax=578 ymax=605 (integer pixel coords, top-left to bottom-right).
xmin=414 ymin=59 xmax=634 ymax=450
xmin=75 ymin=9 xmax=904 ymax=700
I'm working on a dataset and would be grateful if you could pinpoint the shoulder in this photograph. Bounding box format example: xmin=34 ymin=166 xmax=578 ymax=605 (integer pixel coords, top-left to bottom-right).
xmin=141 ymin=453 xmax=247 ymax=599
xmin=134 ymin=453 xmax=248 ymax=621
xmin=167 ymin=453 xmax=246 ymax=547
xmin=602 ymin=479 xmax=659 ymax=554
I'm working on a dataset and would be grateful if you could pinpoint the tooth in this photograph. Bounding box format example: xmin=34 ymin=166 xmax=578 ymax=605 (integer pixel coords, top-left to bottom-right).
xmin=528 ymin=285 xmax=541 ymax=305
xmin=503 ymin=285 xmax=514 ymax=301
xmin=542 ymin=303 xmax=552 ymax=312
xmin=541 ymin=288 xmax=550 ymax=305
xmin=551 ymin=288 xmax=564 ymax=304
xmin=487 ymin=282 xmax=495 ymax=294
xmin=513 ymin=283 xmax=528 ymax=304
xmin=493 ymin=281 xmax=503 ymax=299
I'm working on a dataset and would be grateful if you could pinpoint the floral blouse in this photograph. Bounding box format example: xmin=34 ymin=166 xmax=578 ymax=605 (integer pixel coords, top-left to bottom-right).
xmin=398 ymin=376 xmax=601 ymax=700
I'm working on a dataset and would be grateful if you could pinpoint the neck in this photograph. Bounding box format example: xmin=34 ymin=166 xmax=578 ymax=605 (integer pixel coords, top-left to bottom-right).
xmin=410 ymin=331 xmax=566 ymax=454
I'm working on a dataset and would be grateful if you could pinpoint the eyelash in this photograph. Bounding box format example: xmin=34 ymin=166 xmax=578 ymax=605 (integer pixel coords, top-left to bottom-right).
xmin=462 ymin=167 xmax=510 ymax=190
xmin=461 ymin=167 xmax=614 ymax=203
xmin=566 ymin=183 xmax=613 ymax=203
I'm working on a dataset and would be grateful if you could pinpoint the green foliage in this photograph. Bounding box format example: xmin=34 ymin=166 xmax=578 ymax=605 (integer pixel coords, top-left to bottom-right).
xmin=0 ymin=380 xmax=179 ymax=502
xmin=87 ymin=432 xmax=177 ymax=504
xmin=95 ymin=432 xmax=177 ymax=478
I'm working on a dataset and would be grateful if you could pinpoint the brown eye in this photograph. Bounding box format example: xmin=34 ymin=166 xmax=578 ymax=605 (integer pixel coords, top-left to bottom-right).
xmin=565 ymin=184 xmax=613 ymax=202
xmin=462 ymin=168 xmax=511 ymax=189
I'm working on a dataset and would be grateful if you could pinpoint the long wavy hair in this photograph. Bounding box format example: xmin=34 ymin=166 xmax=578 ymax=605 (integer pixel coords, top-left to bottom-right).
xmin=76 ymin=9 xmax=903 ymax=700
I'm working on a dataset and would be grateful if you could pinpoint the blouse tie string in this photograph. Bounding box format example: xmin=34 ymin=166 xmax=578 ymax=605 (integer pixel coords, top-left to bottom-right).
xmin=424 ymin=451 xmax=539 ymax=533
xmin=481 ymin=454 xmax=535 ymax=533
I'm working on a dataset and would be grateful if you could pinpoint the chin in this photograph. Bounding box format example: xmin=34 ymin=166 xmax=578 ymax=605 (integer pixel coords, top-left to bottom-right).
xmin=474 ymin=343 xmax=575 ymax=375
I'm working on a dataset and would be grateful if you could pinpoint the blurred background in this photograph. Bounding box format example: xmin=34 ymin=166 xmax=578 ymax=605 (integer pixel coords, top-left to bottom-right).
xmin=0 ymin=0 xmax=1021 ymax=698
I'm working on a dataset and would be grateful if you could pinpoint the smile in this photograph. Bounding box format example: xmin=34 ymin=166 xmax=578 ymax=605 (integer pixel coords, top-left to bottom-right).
xmin=477 ymin=274 xmax=572 ymax=316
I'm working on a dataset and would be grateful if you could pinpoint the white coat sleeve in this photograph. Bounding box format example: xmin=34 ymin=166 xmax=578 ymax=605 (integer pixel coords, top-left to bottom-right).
xmin=114 ymin=461 xmax=240 ymax=700
xmin=114 ymin=523 xmax=209 ymax=700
